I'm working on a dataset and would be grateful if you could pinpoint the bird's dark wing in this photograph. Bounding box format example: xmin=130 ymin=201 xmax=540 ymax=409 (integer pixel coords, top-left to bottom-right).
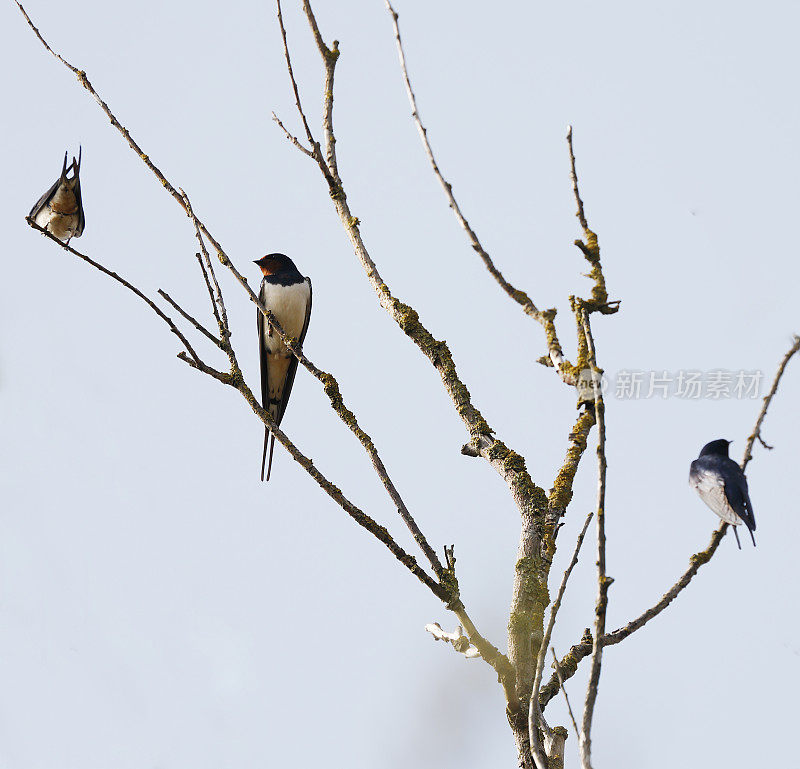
xmin=723 ymin=466 xmax=756 ymax=535
xmin=275 ymin=277 xmax=312 ymax=427
xmin=73 ymin=149 xmax=84 ymax=237
xmin=28 ymin=177 xmax=59 ymax=220
xmin=73 ymin=178 xmax=85 ymax=238
xmin=257 ymin=280 xmax=270 ymax=411
xmin=257 ymin=280 xmax=271 ymax=480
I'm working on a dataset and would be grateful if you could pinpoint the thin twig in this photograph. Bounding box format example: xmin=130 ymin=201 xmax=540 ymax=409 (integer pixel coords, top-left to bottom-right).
xmin=552 ymin=647 xmax=580 ymax=738
xmin=158 ymin=290 xmax=222 ymax=348
xmin=13 ymin=1 xmax=190 ymax=216
xmin=25 ymin=218 xmax=219 ymax=376
xmin=384 ymin=2 xmax=541 ymax=318
xmin=567 ymin=129 xmax=618 ymax=317
xmin=384 ymin=3 xmax=582 ymax=388
xmin=741 ymin=335 xmax=800 ymax=470
xmin=579 ymin=309 xmax=610 ymax=769
xmin=529 ymin=512 xmax=593 ymax=767
xmin=299 ymin=0 xmax=340 ymax=182
xmin=195 ymin=253 xmax=222 ymax=330
xmin=539 ymin=629 xmax=593 ymax=710
xmin=227 ymin=361 xmax=447 ymax=600
xmin=179 ymin=190 xmax=230 ymax=339
xmin=602 ymin=522 xmax=726 ymax=646
xmin=275 ymin=0 xmax=336 ymax=188
xmin=272 ymin=111 xmax=315 ymax=158
xmin=275 ymin=1 xmax=317 ymax=155
xmin=567 ymin=126 xmax=589 ymax=232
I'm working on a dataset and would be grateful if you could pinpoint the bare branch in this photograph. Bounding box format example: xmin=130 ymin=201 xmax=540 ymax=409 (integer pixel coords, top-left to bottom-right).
xmin=602 ymin=522 xmax=726 ymax=646
xmin=275 ymin=0 xmax=337 ymax=188
xmin=742 ymin=334 xmax=800 ymax=470
xmin=300 ymin=0 xmax=329 ymax=56
xmin=194 ymin=252 xmax=223 ymax=331
xmin=272 ymin=111 xmax=315 ymax=157
xmin=275 ymin=1 xmax=318 ymax=156
xmin=385 ymin=3 xmax=581 ymax=388
xmin=552 ymin=647 xmax=580 ymax=738
xmin=529 ymin=512 xmax=593 ymax=768
xmin=427 ymin=549 xmax=516 ymax=700
xmin=297 ymin=0 xmax=341 ymax=181
xmin=424 ymin=623 xmax=479 ymax=658
xmin=25 ymin=218 xmax=209 ymax=370
xmin=546 ymin=409 xmax=596 ymax=542
xmin=178 ymin=190 xmax=230 ymax=341
xmin=566 ymin=126 xmax=589 ymax=233
xmin=233 ymin=370 xmax=447 ymax=600
xmin=579 ymin=310 xmax=611 ymax=769
xmin=567 ymin=128 xmax=619 ymax=317
xmin=13 ymin=1 xmax=190 ymax=216
xmin=158 ymin=290 xmax=222 ymax=348
xmin=384 ymin=2 xmax=540 ymax=319
xmin=539 ymin=629 xmax=593 ymax=710
xmin=174 ymin=351 xmax=232 ymax=384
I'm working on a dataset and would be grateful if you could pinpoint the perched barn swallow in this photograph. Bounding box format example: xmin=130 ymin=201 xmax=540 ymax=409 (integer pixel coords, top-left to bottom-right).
xmin=29 ymin=149 xmax=85 ymax=243
xmin=255 ymin=253 xmax=312 ymax=481
xmin=689 ymin=439 xmax=756 ymax=549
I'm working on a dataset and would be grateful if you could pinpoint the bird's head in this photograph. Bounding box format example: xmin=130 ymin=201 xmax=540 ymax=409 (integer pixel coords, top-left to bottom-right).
xmin=253 ymin=253 xmax=297 ymax=276
xmin=698 ymin=438 xmax=732 ymax=457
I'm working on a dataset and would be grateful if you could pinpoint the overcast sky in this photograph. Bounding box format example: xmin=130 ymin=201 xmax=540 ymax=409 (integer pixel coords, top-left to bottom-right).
xmin=1 ymin=1 xmax=799 ymax=767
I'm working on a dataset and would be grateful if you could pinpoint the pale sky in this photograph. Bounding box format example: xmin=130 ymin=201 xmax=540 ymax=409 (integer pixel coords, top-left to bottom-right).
xmin=1 ymin=1 xmax=799 ymax=768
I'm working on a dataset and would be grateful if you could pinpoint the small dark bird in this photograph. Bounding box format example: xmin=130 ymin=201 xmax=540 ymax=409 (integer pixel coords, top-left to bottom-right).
xmin=29 ymin=149 xmax=85 ymax=243
xmin=255 ymin=253 xmax=312 ymax=481
xmin=689 ymin=439 xmax=756 ymax=549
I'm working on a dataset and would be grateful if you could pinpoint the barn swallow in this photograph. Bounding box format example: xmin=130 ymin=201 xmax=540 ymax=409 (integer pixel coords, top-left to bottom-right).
xmin=689 ymin=439 xmax=756 ymax=549
xmin=29 ymin=149 xmax=85 ymax=243
xmin=255 ymin=253 xmax=312 ymax=481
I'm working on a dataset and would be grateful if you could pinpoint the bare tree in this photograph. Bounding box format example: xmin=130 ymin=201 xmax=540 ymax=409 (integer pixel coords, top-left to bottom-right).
xmin=12 ymin=1 xmax=800 ymax=767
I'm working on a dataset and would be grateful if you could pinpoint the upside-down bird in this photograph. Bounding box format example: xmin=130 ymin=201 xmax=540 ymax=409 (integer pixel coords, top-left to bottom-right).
xmin=689 ymin=438 xmax=756 ymax=549
xmin=255 ymin=253 xmax=312 ymax=481
xmin=29 ymin=149 xmax=85 ymax=243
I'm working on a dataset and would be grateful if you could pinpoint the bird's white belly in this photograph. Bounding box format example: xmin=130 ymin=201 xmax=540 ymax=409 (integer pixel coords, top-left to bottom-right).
xmin=690 ymin=472 xmax=744 ymax=525
xmin=46 ymin=213 xmax=77 ymax=241
xmin=260 ymin=281 xmax=310 ymax=354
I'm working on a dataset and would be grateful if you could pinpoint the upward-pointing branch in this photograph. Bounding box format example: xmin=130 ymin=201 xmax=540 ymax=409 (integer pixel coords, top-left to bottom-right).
xmin=384 ymin=2 xmax=579 ymax=386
